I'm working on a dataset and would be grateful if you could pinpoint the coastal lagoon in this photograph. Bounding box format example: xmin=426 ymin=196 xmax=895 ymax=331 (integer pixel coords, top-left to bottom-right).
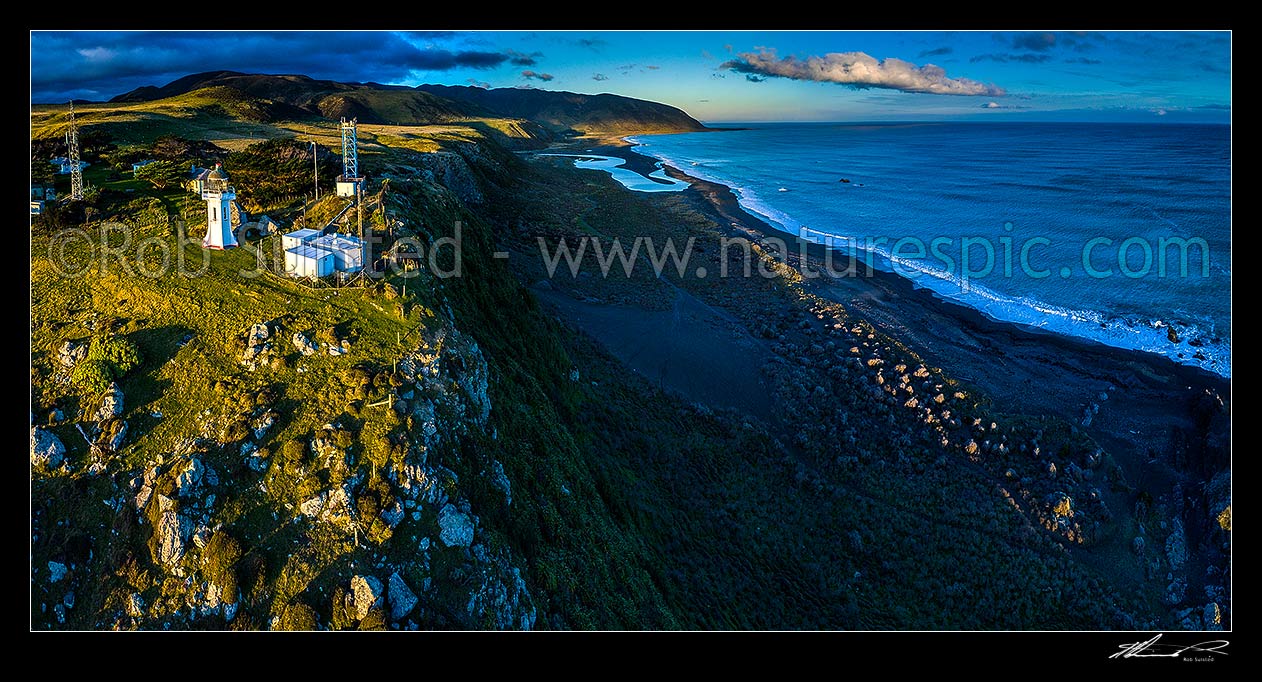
xmin=538 ymin=154 xmax=689 ymax=192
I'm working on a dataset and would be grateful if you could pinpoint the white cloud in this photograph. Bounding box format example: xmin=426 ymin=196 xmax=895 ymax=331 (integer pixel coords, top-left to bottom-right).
xmin=723 ymin=49 xmax=1004 ymax=97
xmin=76 ymin=47 xmax=116 ymax=61
xmin=983 ymin=101 xmax=1001 ymax=108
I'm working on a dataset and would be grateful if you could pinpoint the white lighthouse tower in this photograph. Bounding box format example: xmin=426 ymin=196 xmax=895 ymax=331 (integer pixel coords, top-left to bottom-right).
xmin=202 ymin=163 xmax=238 ymax=250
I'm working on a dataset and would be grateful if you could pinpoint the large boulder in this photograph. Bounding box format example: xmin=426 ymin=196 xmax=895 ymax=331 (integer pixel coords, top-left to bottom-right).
xmin=349 ymin=575 xmax=384 ymax=621
xmin=1047 ymin=492 xmax=1074 ymax=519
xmin=380 ymin=500 xmax=405 ymax=529
xmin=31 ymin=426 xmax=66 ymax=468
xmin=299 ymin=485 xmax=353 ymax=525
xmin=438 ymin=503 xmax=475 ymax=547
xmin=388 ymin=572 xmax=418 ymax=620
xmin=174 ymin=456 xmax=206 ymax=496
xmin=154 ymin=495 xmax=185 ymax=565
xmin=240 ymin=323 xmax=273 ymax=369
xmin=95 ymin=383 xmax=124 ymax=421
xmin=57 ymin=341 xmax=86 ymax=369
xmin=125 ymin=593 xmax=146 ymax=618
xmin=291 ymin=332 xmax=318 ymax=356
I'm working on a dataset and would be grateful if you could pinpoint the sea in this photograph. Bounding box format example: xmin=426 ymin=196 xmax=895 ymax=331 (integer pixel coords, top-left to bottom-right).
xmin=628 ymin=122 xmax=1231 ymax=378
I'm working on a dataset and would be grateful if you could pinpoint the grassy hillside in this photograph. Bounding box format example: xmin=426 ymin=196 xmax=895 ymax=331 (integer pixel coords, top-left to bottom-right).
xmin=30 ymin=141 xmax=682 ymax=629
xmin=103 ymin=71 xmax=705 ymax=136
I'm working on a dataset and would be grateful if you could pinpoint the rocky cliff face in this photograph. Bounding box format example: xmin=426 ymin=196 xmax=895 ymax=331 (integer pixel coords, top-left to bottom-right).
xmin=32 ymin=307 xmax=535 ymax=630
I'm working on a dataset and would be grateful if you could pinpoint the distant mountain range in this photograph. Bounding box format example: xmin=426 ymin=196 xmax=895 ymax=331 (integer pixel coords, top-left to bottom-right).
xmin=111 ymin=71 xmax=706 ymax=136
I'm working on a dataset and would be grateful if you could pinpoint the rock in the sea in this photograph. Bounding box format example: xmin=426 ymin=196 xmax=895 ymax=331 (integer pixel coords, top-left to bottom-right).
xmin=291 ymin=331 xmax=318 ymax=356
xmin=388 ymin=572 xmax=418 ymax=620
xmin=438 ymin=503 xmax=475 ymax=547
xmin=57 ymin=341 xmax=87 ymax=369
xmin=349 ymin=575 xmax=384 ymax=621
xmin=95 ymin=383 xmax=125 ymax=421
xmin=31 ymin=426 xmax=66 ymax=469
xmin=1167 ymin=326 xmax=1180 ymax=344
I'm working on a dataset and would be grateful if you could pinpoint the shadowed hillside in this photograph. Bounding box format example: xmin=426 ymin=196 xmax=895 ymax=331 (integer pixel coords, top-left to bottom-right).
xmin=107 ymin=71 xmax=707 ymax=136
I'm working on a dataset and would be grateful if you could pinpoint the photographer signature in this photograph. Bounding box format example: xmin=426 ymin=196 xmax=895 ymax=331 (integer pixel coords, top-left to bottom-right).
xmin=1111 ymin=634 xmax=1229 ymax=659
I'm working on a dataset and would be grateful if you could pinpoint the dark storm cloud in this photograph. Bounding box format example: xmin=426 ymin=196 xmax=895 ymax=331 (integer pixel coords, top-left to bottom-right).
xmin=1009 ymin=31 xmax=1100 ymax=53
xmin=506 ymin=50 xmax=543 ymax=66
xmin=1011 ymin=32 xmax=1057 ymax=51
xmin=30 ymin=31 xmax=520 ymax=102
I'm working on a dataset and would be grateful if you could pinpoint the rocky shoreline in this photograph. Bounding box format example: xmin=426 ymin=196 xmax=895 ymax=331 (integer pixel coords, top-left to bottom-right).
xmin=535 ymin=138 xmax=1231 ymax=629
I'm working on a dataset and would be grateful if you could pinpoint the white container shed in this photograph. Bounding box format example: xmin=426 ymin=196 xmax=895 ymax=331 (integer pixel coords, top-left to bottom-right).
xmin=281 ymin=228 xmax=322 ymax=251
xmin=285 ymin=245 xmax=335 ymax=279
xmin=311 ymin=234 xmax=365 ymax=272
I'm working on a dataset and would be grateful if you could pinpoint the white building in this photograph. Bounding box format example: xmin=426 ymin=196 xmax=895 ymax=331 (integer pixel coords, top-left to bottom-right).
xmin=286 ymin=244 xmax=335 ymax=279
xmin=310 ymin=233 xmax=364 ymax=272
xmin=281 ymin=228 xmax=322 ymax=251
xmin=281 ymin=228 xmax=365 ymax=279
xmin=336 ymin=178 xmax=362 ymax=198
xmin=201 ymin=164 xmax=238 ymax=250
xmin=132 ymin=159 xmax=156 ymax=173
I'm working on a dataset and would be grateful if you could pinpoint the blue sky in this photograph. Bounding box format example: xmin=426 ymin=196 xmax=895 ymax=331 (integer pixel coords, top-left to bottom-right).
xmin=31 ymin=31 xmax=1231 ymax=122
